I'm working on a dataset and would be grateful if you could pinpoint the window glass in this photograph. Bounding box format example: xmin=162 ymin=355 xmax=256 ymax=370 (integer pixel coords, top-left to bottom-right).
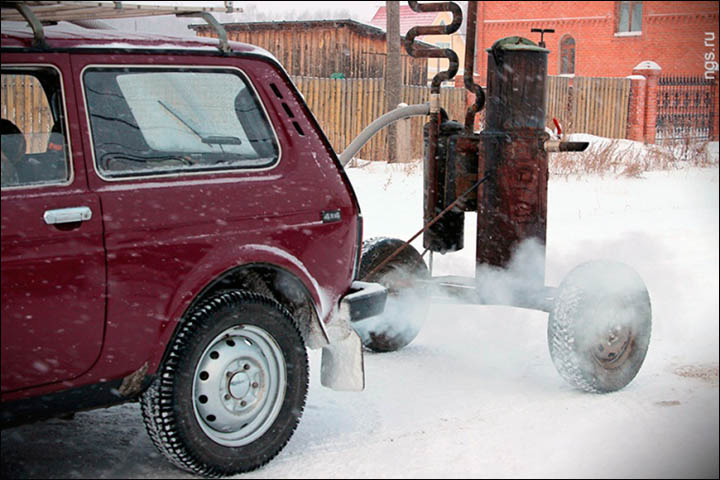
xmin=617 ymin=1 xmax=642 ymax=33
xmin=1 ymin=68 xmax=70 ymax=188
xmin=83 ymin=68 xmax=279 ymax=178
xmin=618 ymin=1 xmax=630 ymax=32
xmin=631 ymin=2 xmax=643 ymax=32
xmin=560 ymin=36 xmax=576 ymax=75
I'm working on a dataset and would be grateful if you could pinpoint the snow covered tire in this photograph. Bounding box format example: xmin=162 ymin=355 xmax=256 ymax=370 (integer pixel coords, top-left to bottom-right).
xmin=141 ymin=290 xmax=308 ymax=477
xmin=548 ymin=261 xmax=652 ymax=393
xmin=354 ymin=237 xmax=430 ymax=352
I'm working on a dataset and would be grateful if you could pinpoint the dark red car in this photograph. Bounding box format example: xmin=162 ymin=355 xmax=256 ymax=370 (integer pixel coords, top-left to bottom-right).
xmin=1 ymin=11 xmax=385 ymax=477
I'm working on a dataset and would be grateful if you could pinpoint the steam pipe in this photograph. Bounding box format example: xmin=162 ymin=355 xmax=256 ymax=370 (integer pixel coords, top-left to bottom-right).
xmin=404 ymin=1 xmax=463 ymax=94
xmin=463 ymin=0 xmax=485 ymax=131
xmin=338 ymin=103 xmax=431 ymax=166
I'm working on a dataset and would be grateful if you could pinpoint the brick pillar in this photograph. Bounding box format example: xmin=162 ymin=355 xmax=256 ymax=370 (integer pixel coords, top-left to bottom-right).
xmin=632 ymin=61 xmax=662 ymax=143
xmin=626 ymin=75 xmax=647 ymax=142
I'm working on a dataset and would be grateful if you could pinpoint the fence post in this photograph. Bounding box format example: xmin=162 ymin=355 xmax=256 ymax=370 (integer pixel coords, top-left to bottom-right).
xmin=632 ymin=61 xmax=662 ymax=143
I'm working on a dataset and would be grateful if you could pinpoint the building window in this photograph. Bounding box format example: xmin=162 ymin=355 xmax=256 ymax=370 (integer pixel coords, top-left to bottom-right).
xmin=617 ymin=1 xmax=643 ymax=33
xmin=560 ymin=35 xmax=576 ymax=75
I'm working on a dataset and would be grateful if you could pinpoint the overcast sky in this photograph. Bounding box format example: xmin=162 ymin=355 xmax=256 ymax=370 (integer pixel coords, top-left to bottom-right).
xmin=125 ymin=1 xmax=382 ymax=22
xmin=106 ymin=1 xmax=383 ymax=35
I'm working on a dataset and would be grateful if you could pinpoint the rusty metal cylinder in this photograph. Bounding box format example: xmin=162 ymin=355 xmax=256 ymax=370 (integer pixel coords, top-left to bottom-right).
xmin=477 ymin=37 xmax=550 ymax=278
xmin=423 ymin=113 xmax=465 ymax=253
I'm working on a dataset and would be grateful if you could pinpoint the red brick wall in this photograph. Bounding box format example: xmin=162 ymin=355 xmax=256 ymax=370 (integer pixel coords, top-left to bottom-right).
xmin=474 ymin=1 xmax=719 ymax=79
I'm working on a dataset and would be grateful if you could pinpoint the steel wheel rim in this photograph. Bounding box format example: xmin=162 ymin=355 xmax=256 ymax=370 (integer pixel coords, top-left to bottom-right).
xmin=192 ymin=324 xmax=287 ymax=447
xmin=593 ymin=324 xmax=633 ymax=368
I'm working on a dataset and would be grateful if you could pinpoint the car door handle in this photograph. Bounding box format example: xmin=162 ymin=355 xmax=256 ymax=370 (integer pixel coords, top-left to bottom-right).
xmin=43 ymin=206 xmax=93 ymax=225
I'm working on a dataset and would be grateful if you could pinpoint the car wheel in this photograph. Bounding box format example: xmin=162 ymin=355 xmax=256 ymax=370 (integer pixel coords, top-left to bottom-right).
xmin=548 ymin=261 xmax=652 ymax=393
xmin=353 ymin=237 xmax=430 ymax=352
xmin=141 ymin=291 xmax=308 ymax=477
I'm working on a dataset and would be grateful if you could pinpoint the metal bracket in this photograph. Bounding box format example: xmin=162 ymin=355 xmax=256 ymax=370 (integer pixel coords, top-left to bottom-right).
xmin=177 ymin=11 xmax=230 ymax=54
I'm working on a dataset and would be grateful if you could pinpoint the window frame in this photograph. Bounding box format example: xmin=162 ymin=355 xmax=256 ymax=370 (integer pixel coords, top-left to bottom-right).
xmin=616 ymin=1 xmax=643 ymax=35
xmin=1 ymin=64 xmax=74 ymax=191
xmin=80 ymin=65 xmax=283 ymax=183
xmin=559 ymin=35 xmax=576 ymax=75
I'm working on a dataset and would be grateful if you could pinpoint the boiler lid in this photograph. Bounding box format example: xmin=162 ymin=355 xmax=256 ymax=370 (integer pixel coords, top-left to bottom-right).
xmin=485 ymin=36 xmax=549 ymax=53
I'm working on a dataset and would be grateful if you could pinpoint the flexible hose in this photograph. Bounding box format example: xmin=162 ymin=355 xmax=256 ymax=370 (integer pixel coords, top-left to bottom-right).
xmin=338 ymin=103 xmax=430 ymax=166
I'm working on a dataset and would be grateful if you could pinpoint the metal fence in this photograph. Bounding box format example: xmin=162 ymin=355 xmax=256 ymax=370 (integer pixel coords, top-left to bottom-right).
xmin=656 ymin=75 xmax=717 ymax=142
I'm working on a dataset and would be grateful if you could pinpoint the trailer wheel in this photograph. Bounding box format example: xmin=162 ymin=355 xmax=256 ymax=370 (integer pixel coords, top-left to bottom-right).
xmin=354 ymin=237 xmax=430 ymax=352
xmin=141 ymin=291 xmax=308 ymax=477
xmin=548 ymin=261 xmax=652 ymax=393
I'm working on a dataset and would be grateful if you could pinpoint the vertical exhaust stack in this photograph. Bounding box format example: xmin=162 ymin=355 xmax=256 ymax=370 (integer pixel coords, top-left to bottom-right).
xmin=404 ymin=1 xmax=465 ymax=254
xmin=477 ymin=37 xmax=550 ymax=285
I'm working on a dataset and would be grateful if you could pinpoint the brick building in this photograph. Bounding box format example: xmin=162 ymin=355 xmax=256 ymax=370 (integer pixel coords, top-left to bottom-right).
xmin=466 ymin=1 xmax=719 ymax=142
xmin=472 ymin=1 xmax=719 ymax=79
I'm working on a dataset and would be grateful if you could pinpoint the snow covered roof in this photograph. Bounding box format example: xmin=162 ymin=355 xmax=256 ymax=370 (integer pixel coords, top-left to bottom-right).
xmin=189 ymin=18 xmax=436 ymax=47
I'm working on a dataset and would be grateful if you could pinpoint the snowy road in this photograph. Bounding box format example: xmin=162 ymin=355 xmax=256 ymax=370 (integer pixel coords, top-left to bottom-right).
xmin=2 ymin=163 xmax=718 ymax=479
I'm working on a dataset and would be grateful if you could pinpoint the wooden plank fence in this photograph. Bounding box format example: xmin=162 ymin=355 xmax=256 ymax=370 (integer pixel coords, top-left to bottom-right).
xmin=292 ymin=76 xmax=466 ymax=162
xmin=1 ymin=74 xmax=53 ymax=153
xmin=546 ymin=75 xmax=631 ymax=139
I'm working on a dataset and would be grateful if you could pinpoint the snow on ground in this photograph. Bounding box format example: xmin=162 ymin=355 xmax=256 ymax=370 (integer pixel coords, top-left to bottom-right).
xmin=2 ymin=147 xmax=718 ymax=478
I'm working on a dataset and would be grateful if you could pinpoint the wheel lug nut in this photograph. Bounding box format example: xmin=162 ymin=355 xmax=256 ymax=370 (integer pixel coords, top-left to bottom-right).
xmin=240 ymin=400 xmax=247 ymax=407
xmin=224 ymin=394 xmax=231 ymax=400
xmin=243 ymin=364 xmax=250 ymax=370
xmin=251 ymin=382 xmax=258 ymax=388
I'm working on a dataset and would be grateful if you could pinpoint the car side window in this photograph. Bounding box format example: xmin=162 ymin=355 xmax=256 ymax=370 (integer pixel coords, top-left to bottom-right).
xmin=83 ymin=68 xmax=280 ymax=179
xmin=1 ymin=68 xmax=70 ymax=189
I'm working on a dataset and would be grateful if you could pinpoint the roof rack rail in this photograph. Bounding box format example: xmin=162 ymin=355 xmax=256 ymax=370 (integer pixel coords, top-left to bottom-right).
xmin=176 ymin=11 xmax=230 ymax=54
xmin=7 ymin=2 xmax=47 ymax=48
xmin=0 ymin=1 xmax=240 ymax=53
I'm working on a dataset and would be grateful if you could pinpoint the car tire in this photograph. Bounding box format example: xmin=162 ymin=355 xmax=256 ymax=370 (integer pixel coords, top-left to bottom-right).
xmin=353 ymin=237 xmax=430 ymax=352
xmin=141 ymin=291 xmax=308 ymax=477
xmin=548 ymin=261 xmax=652 ymax=393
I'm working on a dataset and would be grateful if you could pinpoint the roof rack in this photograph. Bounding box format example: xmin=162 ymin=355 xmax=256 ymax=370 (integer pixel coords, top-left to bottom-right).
xmin=0 ymin=1 xmax=241 ymax=53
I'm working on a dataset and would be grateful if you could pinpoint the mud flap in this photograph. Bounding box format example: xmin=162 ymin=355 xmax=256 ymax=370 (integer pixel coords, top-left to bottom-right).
xmin=319 ymin=281 xmax=385 ymax=391
xmin=320 ymin=330 xmax=365 ymax=391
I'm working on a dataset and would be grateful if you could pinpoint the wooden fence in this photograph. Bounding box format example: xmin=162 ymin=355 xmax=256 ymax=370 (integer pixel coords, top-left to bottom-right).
xmin=546 ymin=76 xmax=631 ymax=139
xmin=1 ymin=74 xmax=53 ymax=153
xmin=292 ymin=76 xmax=466 ymax=162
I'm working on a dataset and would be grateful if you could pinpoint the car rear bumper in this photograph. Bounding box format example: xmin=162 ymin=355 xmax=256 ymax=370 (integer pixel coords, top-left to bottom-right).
xmin=341 ymin=281 xmax=387 ymax=322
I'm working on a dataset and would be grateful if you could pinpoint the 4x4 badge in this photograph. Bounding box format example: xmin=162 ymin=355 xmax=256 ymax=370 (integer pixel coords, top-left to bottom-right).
xmin=321 ymin=210 xmax=342 ymax=223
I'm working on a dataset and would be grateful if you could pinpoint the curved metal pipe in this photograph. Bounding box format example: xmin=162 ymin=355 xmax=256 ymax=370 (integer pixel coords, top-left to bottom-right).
xmin=338 ymin=103 xmax=431 ymax=166
xmin=404 ymin=1 xmax=463 ymax=94
xmin=463 ymin=0 xmax=485 ymax=131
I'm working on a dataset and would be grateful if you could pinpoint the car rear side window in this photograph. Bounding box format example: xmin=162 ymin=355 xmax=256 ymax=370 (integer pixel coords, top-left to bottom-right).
xmin=1 ymin=67 xmax=71 ymax=189
xmin=83 ymin=67 xmax=279 ymax=178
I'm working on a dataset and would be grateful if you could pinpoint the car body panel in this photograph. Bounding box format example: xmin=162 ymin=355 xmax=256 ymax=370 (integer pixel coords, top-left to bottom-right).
xmin=2 ymin=28 xmax=363 ymax=406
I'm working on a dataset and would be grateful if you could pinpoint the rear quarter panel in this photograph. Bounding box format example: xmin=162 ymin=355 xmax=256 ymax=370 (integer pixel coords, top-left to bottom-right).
xmin=64 ymin=52 xmax=359 ymax=387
